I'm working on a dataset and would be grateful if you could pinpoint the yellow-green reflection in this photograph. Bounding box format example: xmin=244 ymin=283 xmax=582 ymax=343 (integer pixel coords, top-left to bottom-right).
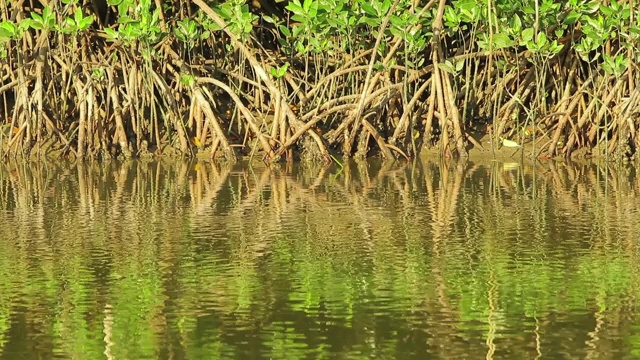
xmin=0 ymin=159 xmax=639 ymax=359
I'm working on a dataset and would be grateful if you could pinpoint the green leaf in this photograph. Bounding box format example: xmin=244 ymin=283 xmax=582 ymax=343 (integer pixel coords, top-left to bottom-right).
xmin=599 ymin=4 xmax=614 ymax=17
xmin=292 ymin=25 xmax=304 ymax=38
xmin=303 ymin=0 xmax=312 ymax=12
xmin=278 ymin=62 xmax=289 ymax=77
xmin=295 ymin=41 xmax=306 ymax=53
xmin=279 ymin=25 xmax=291 ymax=38
xmin=80 ymin=16 xmax=94 ymax=30
xmin=43 ymin=6 xmax=53 ymax=21
xmin=0 ymin=21 xmax=17 ymax=39
xmin=389 ymin=26 xmax=404 ymax=38
xmin=437 ymin=61 xmax=457 ymax=74
xmin=119 ymin=16 xmax=136 ymax=24
xmin=492 ymin=33 xmax=514 ymax=49
xmin=361 ymin=3 xmax=377 ymax=16
xmin=456 ymin=0 xmax=476 ymax=12
xmin=291 ymin=14 xmax=306 ymax=23
xmin=361 ymin=17 xmax=379 ymax=27
xmin=537 ymin=32 xmax=548 ymax=47
xmin=0 ymin=30 xmax=12 ymax=42
xmin=610 ymin=0 xmax=620 ymax=11
xmin=563 ymin=10 xmax=581 ymax=25
xmin=510 ymin=14 xmax=522 ymax=33
xmin=65 ymin=17 xmax=77 ymax=30
xmin=389 ymin=16 xmax=404 ymax=28
xmin=27 ymin=18 xmax=43 ymax=30
xmin=309 ymin=36 xmax=320 ymax=49
xmin=74 ymin=8 xmax=83 ymax=23
xmin=308 ymin=4 xmax=317 ymax=18
xmin=521 ymin=28 xmax=534 ymax=45
xmin=31 ymin=12 xmax=44 ymax=24
xmin=286 ymin=2 xmax=304 ymax=14
xmin=550 ymin=40 xmax=564 ymax=54
xmin=173 ymin=28 xmax=186 ymax=41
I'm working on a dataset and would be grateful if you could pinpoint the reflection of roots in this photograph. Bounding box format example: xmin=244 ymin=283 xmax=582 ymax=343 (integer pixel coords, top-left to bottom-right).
xmin=103 ymin=304 xmax=114 ymax=360
xmin=585 ymin=307 xmax=604 ymax=360
xmin=2 ymin=158 xmax=640 ymax=357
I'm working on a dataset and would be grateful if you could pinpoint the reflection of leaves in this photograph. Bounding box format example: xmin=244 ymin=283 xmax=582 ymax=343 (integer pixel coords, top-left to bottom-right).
xmin=2 ymin=163 xmax=640 ymax=358
xmin=110 ymin=260 xmax=164 ymax=359
xmin=262 ymin=321 xmax=308 ymax=359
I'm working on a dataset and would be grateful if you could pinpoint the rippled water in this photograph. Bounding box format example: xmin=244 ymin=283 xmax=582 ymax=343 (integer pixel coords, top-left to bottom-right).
xmin=1 ymin=159 xmax=640 ymax=359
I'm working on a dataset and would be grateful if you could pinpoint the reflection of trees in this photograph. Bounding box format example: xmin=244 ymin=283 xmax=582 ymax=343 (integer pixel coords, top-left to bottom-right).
xmin=0 ymin=159 xmax=639 ymax=358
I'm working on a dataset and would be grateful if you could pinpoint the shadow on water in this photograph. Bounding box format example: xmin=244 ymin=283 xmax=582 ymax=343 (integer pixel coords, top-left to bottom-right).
xmin=0 ymin=158 xmax=640 ymax=359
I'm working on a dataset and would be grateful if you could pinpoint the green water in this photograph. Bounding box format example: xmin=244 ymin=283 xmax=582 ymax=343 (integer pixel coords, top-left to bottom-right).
xmin=0 ymin=159 xmax=639 ymax=359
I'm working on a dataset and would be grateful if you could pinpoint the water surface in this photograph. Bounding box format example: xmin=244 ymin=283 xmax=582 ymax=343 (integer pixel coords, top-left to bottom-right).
xmin=0 ymin=159 xmax=639 ymax=359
